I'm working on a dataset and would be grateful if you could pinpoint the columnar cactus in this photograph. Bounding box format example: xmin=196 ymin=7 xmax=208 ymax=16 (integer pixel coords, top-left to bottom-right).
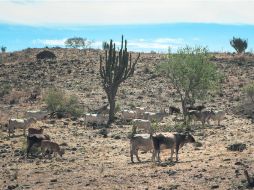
xmin=100 ymin=36 xmax=140 ymax=125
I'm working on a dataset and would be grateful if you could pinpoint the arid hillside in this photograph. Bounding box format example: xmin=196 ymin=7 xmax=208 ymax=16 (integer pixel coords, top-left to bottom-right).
xmin=0 ymin=48 xmax=253 ymax=190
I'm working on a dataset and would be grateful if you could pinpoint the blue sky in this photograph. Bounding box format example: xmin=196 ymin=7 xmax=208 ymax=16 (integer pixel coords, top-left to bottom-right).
xmin=0 ymin=0 xmax=254 ymax=52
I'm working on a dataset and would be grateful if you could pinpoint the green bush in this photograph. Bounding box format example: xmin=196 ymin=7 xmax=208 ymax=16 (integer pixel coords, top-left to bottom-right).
xmin=230 ymin=37 xmax=248 ymax=54
xmin=44 ymin=88 xmax=83 ymax=117
xmin=244 ymin=83 xmax=254 ymax=103
xmin=157 ymin=46 xmax=221 ymax=121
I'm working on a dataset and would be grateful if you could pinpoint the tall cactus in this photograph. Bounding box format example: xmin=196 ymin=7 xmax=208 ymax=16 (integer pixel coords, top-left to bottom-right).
xmin=100 ymin=36 xmax=140 ymax=125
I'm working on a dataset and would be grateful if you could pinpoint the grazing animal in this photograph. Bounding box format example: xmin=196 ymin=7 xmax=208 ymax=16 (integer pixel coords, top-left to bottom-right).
xmin=122 ymin=110 xmax=137 ymax=122
xmin=187 ymin=110 xmax=212 ymax=125
xmin=41 ymin=140 xmax=64 ymax=157
xmin=25 ymin=110 xmax=48 ymax=120
xmin=210 ymin=110 xmax=225 ymax=126
xmin=132 ymin=119 xmax=153 ymax=134
xmin=26 ymin=134 xmax=50 ymax=156
xmin=144 ymin=108 xmax=168 ymax=123
xmin=130 ymin=134 xmax=153 ymax=163
xmin=28 ymin=127 xmax=44 ymax=135
xmin=152 ymin=133 xmax=195 ymax=162
xmin=8 ymin=117 xmax=36 ymax=136
xmin=84 ymin=113 xmax=107 ymax=126
xmin=169 ymin=106 xmax=181 ymax=114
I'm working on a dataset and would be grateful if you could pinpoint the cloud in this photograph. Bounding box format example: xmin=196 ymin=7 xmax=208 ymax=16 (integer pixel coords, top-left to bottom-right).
xmin=32 ymin=37 xmax=185 ymax=52
xmin=0 ymin=0 xmax=254 ymax=25
xmin=127 ymin=38 xmax=185 ymax=52
xmin=98 ymin=38 xmax=185 ymax=52
xmin=32 ymin=39 xmax=67 ymax=46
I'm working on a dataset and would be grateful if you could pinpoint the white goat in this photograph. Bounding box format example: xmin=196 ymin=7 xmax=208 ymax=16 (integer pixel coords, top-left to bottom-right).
xmin=132 ymin=119 xmax=153 ymax=134
xmin=122 ymin=110 xmax=137 ymax=122
xmin=144 ymin=109 xmax=168 ymax=123
xmin=210 ymin=110 xmax=225 ymax=126
xmin=25 ymin=110 xmax=48 ymax=120
xmin=84 ymin=113 xmax=107 ymax=126
xmin=130 ymin=134 xmax=154 ymax=163
xmin=8 ymin=118 xmax=36 ymax=136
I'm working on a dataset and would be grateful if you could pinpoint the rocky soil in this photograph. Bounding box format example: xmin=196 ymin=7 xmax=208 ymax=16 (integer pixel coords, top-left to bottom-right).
xmin=0 ymin=48 xmax=253 ymax=190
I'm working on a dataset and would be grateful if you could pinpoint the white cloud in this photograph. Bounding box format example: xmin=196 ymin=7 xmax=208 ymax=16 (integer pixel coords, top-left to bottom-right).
xmin=32 ymin=39 xmax=67 ymax=46
xmin=153 ymin=38 xmax=184 ymax=44
xmin=0 ymin=0 xmax=254 ymax=25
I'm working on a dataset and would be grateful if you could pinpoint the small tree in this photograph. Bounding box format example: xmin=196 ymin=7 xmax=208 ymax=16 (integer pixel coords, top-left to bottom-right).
xmin=230 ymin=37 xmax=248 ymax=54
xmin=100 ymin=36 xmax=140 ymax=125
xmin=157 ymin=46 xmax=221 ymax=122
xmin=1 ymin=46 xmax=6 ymax=53
xmin=65 ymin=37 xmax=92 ymax=49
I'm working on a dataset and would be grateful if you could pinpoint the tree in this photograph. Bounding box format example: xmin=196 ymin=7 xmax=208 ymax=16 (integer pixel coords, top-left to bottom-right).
xmin=230 ymin=37 xmax=248 ymax=54
xmin=65 ymin=37 xmax=92 ymax=49
xmin=100 ymin=36 xmax=140 ymax=125
xmin=1 ymin=46 xmax=6 ymax=53
xmin=157 ymin=46 xmax=221 ymax=122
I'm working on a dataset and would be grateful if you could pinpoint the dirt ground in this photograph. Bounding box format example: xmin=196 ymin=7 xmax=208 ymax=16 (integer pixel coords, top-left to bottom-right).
xmin=0 ymin=49 xmax=253 ymax=190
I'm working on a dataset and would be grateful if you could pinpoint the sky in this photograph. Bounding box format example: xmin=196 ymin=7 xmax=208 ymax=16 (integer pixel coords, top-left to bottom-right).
xmin=0 ymin=0 xmax=254 ymax=52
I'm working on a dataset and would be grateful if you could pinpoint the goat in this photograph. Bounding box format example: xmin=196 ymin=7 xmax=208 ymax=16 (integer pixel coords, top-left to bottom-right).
xmin=144 ymin=108 xmax=168 ymax=123
xmin=135 ymin=107 xmax=147 ymax=119
xmin=41 ymin=140 xmax=64 ymax=157
xmin=84 ymin=113 xmax=107 ymax=127
xmin=28 ymin=127 xmax=44 ymax=135
xmin=130 ymin=134 xmax=153 ymax=163
xmin=210 ymin=110 xmax=225 ymax=126
xmin=25 ymin=110 xmax=48 ymax=120
xmin=187 ymin=110 xmax=212 ymax=125
xmin=152 ymin=132 xmax=195 ymax=162
xmin=26 ymin=134 xmax=50 ymax=156
xmin=8 ymin=117 xmax=36 ymax=136
xmin=169 ymin=106 xmax=181 ymax=114
xmin=132 ymin=119 xmax=153 ymax=134
xmin=122 ymin=110 xmax=137 ymax=122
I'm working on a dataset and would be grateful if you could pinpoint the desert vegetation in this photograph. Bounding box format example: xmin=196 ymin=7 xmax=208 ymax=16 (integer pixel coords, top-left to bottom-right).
xmin=0 ymin=37 xmax=253 ymax=190
xmin=230 ymin=37 xmax=248 ymax=54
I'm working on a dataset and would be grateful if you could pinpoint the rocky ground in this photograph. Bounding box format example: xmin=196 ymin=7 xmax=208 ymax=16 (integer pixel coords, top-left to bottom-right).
xmin=0 ymin=48 xmax=253 ymax=190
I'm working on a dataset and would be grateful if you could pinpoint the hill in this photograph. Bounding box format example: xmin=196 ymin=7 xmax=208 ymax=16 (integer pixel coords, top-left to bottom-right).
xmin=0 ymin=48 xmax=254 ymax=190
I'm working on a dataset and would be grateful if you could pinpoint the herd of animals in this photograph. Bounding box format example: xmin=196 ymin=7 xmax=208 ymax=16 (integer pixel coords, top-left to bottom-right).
xmin=2 ymin=103 xmax=226 ymax=164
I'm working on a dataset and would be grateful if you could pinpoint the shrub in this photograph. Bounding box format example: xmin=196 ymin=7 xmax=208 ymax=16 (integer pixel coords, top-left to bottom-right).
xmin=1 ymin=46 xmax=6 ymax=53
xmin=36 ymin=50 xmax=56 ymax=60
xmin=115 ymin=102 xmax=121 ymax=113
xmin=44 ymin=88 xmax=83 ymax=117
xmin=244 ymin=83 xmax=254 ymax=103
xmin=230 ymin=37 xmax=248 ymax=54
